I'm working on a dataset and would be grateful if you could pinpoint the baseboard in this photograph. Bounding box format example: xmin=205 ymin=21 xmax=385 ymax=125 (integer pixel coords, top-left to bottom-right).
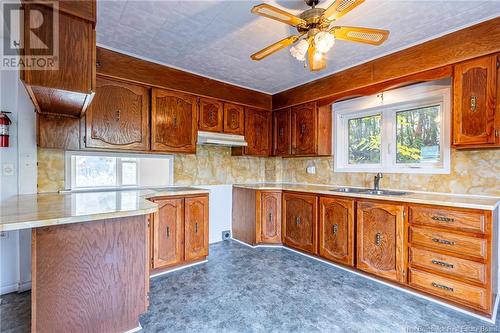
xmin=123 ymin=323 xmax=142 ymax=333
xmin=17 ymin=281 xmax=31 ymax=293
xmin=231 ymin=238 xmax=496 ymax=324
xmin=150 ymin=260 xmax=208 ymax=279
xmin=0 ymin=283 xmax=19 ymax=295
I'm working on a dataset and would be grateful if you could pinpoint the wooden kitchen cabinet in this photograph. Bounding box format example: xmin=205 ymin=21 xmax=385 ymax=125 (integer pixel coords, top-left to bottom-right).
xmin=198 ymin=97 xmax=223 ymax=132
xmin=83 ymin=76 xmax=150 ymax=151
xmin=150 ymin=194 xmax=209 ymax=273
xmin=257 ymin=191 xmax=282 ymax=244
xmin=273 ymin=109 xmax=292 ymax=156
xmin=291 ymin=103 xmax=317 ymax=155
xmin=233 ymin=108 xmax=272 ymax=156
xmin=356 ymin=201 xmax=406 ymax=283
xmin=20 ymin=2 xmax=96 ymax=118
xmin=282 ymin=192 xmax=318 ymax=254
xmin=223 ymin=103 xmax=245 ymax=135
xmin=185 ymin=196 xmax=209 ymax=261
xmin=453 ymin=54 xmax=499 ymax=148
xmin=151 ymin=198 xmax=184 ymax=269
xmin=151 ymin=89 xmax=198 ymax=153
xmin=319 ymin=196 xmax=355 ymax=266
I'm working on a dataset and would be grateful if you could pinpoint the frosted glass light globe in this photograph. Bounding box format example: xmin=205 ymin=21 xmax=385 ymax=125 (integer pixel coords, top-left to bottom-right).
xmin=290 ymin=39 xmax=309 ymax=61
xmin=314 ymin=31 xmax=335 ymax=54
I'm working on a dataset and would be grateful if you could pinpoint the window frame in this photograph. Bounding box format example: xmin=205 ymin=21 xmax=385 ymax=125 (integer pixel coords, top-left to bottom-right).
xmin=65 ymin=151 xmax=174 ymax=190
xmin=334 ymin=81 xmax=451 ymax=174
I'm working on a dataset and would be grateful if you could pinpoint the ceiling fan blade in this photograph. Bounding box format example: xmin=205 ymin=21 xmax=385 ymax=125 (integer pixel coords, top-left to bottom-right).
xmin=251 ymin=35 xmax=301 ymax=61
xmin=331 ymin=26 xmax=389 ymax=45
xmin=323 ymin=0 xmax=365 ymax=21
xmin=307 ymin=39 xmax=326 ymax=72
xmin=251 ymin=4 xmax=306 ymax=27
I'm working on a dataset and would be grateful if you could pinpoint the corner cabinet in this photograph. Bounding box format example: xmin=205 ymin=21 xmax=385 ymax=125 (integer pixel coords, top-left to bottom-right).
xmin=83 ymin=76 xmax=150 ymax=151
xmin=282 ymin=192 xmax=318 ymax=254
xmin=273 ymin=109 xmax=292 ymax=156
xmin=233 ymin=108 xmax=271 ymax=156
xmin=452 ymin=54 xmax=499 ymax=148
xmin=356 ymin=201 xmax=406 ymax=283
xmin=150 ymin=194 xmax=209 ymax=272
xmin=151 ymin=89 xmax=198 ymax=153
xmin=256 ymin=191 xmax=282 ymax=244
xmin=319 ymin=196 xmax=355 ymax=266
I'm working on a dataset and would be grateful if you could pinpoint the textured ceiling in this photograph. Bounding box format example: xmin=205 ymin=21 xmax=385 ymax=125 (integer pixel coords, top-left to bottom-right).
xmin=96 ymin=0 xmax=500 ymax=94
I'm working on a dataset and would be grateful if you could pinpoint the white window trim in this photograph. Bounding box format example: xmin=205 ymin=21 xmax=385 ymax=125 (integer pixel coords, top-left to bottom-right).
xmin=64 ymin=151 xmax=174 ymax=190
xmin=333 ymin=80 xmax=451 ymax=174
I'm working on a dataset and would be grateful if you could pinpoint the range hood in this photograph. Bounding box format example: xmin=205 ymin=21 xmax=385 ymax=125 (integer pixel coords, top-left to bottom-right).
xmin=197 ymin=131 xmax=248 ymax=147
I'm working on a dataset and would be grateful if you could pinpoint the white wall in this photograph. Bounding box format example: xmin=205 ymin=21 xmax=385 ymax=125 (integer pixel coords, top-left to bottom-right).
xmin=194 ymin=184 xmax=232 ymax=244
xmin=0 ymin=63 xmax=37 ymax=294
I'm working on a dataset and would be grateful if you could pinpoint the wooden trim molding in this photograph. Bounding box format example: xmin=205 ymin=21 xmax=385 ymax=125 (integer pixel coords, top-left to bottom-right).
xmin=273 ymin=17 xmax=500 ymax=109
xmin=96 ymin=47 xmax=272 ymax=110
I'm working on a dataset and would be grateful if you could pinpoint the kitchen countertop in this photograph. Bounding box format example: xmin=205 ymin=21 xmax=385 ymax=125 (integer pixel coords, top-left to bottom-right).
xmin=233 ymin=183 xmax=500 ymax=211
xmin=0 ymin=187 xmax=209 ymax=232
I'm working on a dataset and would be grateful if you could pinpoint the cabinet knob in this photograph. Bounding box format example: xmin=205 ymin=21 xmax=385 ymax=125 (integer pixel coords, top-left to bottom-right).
xmin=469 ymin=96 xmax=477 ymax=112
xmin=195 ymin=222 xmax=198 ymax=234
xmin=332 ymin=224 xmax=338 ymax=235
xmin=295 ymin=216 xmax=301 ymax=225
xmin=279 ymin=127 xmax=284 ymax=137
xmin=116 ymin=109 xmax=121 ymax=121
xmin=300 ymin=123 xmax=306 ymax=135
xmin=268 ymin=212 xmax=273 ymax=222
xmin=375 ymin=232 xmax=382 ymax=246
xmin=166 ymin=226 xmax=170 ymax=238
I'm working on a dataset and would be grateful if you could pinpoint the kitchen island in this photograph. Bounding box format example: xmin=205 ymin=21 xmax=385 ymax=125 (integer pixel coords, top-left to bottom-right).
xmin=0 ymin=187 xmax=208 ymax=333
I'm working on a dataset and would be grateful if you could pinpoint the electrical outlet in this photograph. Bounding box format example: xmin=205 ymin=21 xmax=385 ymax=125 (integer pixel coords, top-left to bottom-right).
xmin=0 ymin=232 xmax=8 ymax=239
xmin=222 ymin=230 xmax=231 ymax=241
xmin=2 ymin=164 xmax=14 ymax=176
xmin=306 ymin=165 xmax=316 ymax=174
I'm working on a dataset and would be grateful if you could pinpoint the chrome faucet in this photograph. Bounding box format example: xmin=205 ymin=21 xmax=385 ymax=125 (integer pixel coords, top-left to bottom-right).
xmin=374 ymin=173 xmax=383 ymax=191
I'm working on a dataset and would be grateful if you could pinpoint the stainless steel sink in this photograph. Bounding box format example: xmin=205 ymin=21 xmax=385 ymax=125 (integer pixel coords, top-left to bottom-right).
xmin=363 ymin=189 xmax=409 ymax=196
xmin=330 ymin=187 xmax=370 ymax=193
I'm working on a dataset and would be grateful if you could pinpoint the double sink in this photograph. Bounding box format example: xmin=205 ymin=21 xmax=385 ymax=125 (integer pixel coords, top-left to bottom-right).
xmin=330 ymin=187 xmax=409 ymax=196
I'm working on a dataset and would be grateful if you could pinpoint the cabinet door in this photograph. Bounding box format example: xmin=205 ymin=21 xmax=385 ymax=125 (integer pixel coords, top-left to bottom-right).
xmin=453 ymin=55 xmax=498 ymax=146
xmin=291 ymin=102 xmax=317 ymax=155
xmin=199 ymin=98 xmax=223 ymax=132
xmin=151 ymin=89 xmax=198 ymax=153
xmin=257 ymin=191 xmax=282 ymax=244
xmin=273 ymin=109 xmax=291 ymax=156
xmin=244 ymin=108 xmax=271 ymax=156
xmin=152 ymin=198 xmax=184 ymax=269
xmin=185 ymin=196 xmax=209 ymax=262
xmin=223 ymin=103 xmax=244 ymax=135
xmin=357 ymin=201 xmax=406 ymax=283
xmin=283 ymin=192 xmax=318 ymax=254
xmin=319 ymin=197 xmax=355 ymax=266
xmin=85 ymin=77 xmax=150 ymax=150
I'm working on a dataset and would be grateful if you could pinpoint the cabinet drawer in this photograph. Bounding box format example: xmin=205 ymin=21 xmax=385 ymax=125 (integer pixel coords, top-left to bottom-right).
xmin=409 ymin=247 xmax=486 ymax=285
xmin=409 ymin=269 xmax=489 ymax=311
xmin=410 ymin=206 xmax=486 ymax=234
xmin=409 ymin=226 xmax=487 ymax=260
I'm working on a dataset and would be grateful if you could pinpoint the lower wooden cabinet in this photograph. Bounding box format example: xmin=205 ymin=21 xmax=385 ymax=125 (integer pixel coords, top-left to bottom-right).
xmin=257 ymin=191 xmax=282 ymax=244
xmin=356 ymin=201 xmax=406 ymax=283
xmin=150 ymin=195 xmax=209 ymax=272
xmin=282 ymin=192 xmax=318 ymax=254
xmin=319 ymin=196 xmax=355 ymax=266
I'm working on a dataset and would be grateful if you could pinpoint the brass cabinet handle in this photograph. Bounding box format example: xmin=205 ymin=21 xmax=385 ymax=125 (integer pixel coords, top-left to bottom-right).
xmin=470 ymin=96 xmax=477 ymax=112
xmin=116 ymin=109 xmax=121 ymax=121
xmin=279 ymin=127 xmax=284 ymax=137
xmin=332 ymin=224 xmax=338 ymax=235
xmin=432 ymin=238 xmax=455 ymax=246
xmin=173 ymin=116 xmax=177 ymax=128
xmin=431 ymin=259 xmax=454 ymax=269
xmin=195 ymin=222 xmax=198 ymax=234
xmin=300 ymin=123 xmax=306 ymax=135
xmin=295 ymin=216 xmax=301 ymax=225
xmin=375 ymin=232 xmax=382 ymax=246
xmin=166 ymin=226 xmax=170 ymax=238
xmin=432 ymin=216 xmax=454 ymax=223
xmin=268 ymin=212 xmax=273 ymax=222
xmin=432 ymin=282 xmax=454 ymax=292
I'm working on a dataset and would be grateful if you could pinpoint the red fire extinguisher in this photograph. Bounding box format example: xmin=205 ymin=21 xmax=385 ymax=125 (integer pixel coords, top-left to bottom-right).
xmin=0 ymin=111 xmax=12 ymax=148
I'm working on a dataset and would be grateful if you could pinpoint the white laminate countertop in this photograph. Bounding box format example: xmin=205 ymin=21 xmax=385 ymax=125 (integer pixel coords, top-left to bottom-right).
xmin=233 ymin=183 xmax=500 ymax=211
xmin=0 ymin=187 xmax=209 ymax=232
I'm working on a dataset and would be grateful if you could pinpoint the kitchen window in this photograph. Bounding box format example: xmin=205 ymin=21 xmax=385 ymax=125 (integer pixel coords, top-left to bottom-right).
xmin=65 ymin=151 xmax=174 ymax=190
xmin=334 ymin=80 xmax=451 ymax=174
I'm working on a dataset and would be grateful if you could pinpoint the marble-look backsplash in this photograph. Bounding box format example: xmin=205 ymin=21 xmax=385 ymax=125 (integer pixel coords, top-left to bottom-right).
xmin=37 ymin=147 xmax=499 ymax=196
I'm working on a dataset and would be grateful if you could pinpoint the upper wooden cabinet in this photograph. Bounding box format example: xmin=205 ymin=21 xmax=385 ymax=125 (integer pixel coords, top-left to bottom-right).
xmin=282 ymin=192 xmax=318 ymax=254
xmin=357 ymin=201 xmax=406 ymax=283
xmin=199 ymin=98 xmax=223 ymax=132
xmin=273 ymin=102 xmax=331 ymax=157
xmin=273 ymin=109 xmax=292 ymax=156
xmin=319 ymin=196 xmax=355 ymax=267
xmin=151 ymin=89 xmax=198 ymax=153
xmin=453 ymin=54 xmax=499 ymax=148
xmin=234 ymin=108 xmax=272 ymax=156
xmin=20 ymin=1 xmax=96 ymax=118
xmin=151 ymin=198 xmax=184 ymax=269
xmin=223 ymin=103 xmax=245 ymax=135
xmin=84 ymin=77 xmax=150 ymax=151
xmin=184 ymin=196 xmax=209 ymax=262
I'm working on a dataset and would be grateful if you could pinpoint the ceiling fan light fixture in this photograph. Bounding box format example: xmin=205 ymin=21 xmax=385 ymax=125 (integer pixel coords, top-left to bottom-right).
xmin=314 ymin=31 xmax=335 ymax=53
xmin=290 ymin=39 xmax=309 ymax=61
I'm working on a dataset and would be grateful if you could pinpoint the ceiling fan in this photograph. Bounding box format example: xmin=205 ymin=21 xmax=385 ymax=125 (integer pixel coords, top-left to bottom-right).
xmin=250 ymin=0 xmax=390 ymax=71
